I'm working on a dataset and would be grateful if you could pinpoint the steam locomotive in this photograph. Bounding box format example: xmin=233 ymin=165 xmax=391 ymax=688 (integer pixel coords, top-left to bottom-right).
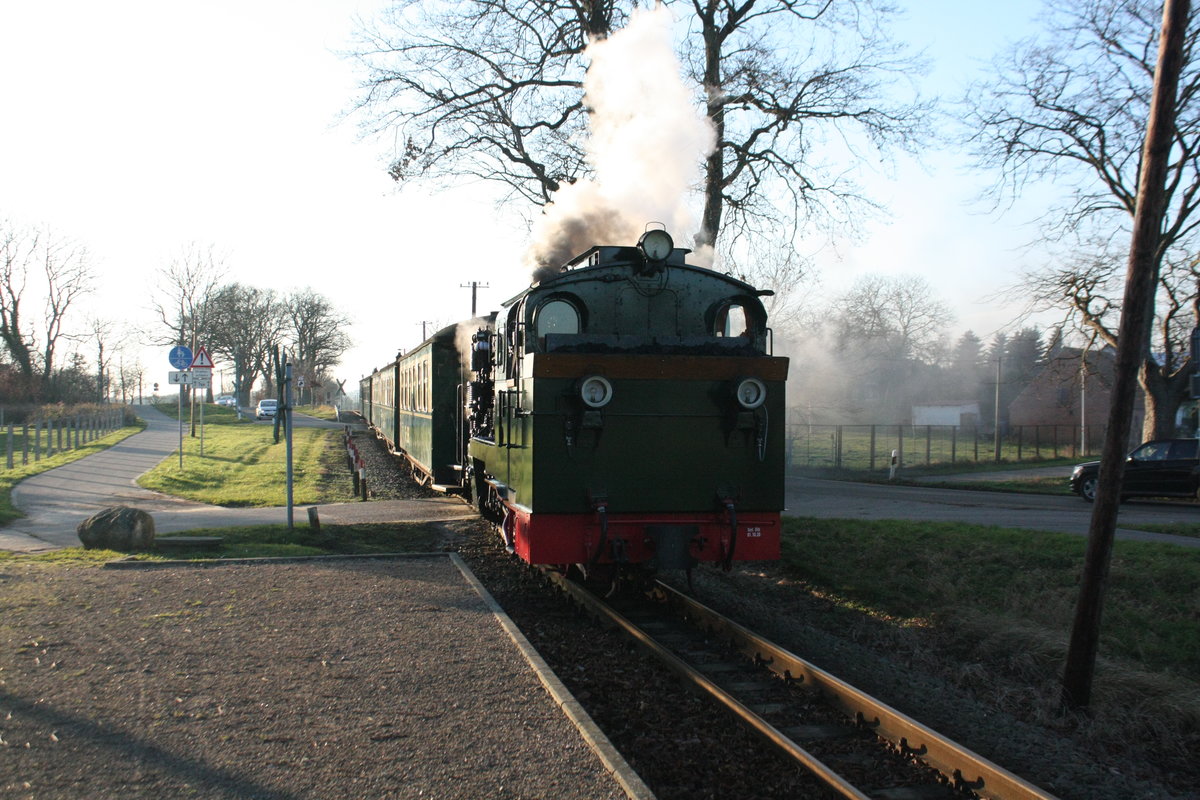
xmin=360 ymin=228 xmax=789 ymax=574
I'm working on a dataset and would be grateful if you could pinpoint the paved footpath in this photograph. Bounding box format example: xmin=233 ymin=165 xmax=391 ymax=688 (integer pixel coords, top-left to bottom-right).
xmin=0 ymin=405 xmax=475 ymax=554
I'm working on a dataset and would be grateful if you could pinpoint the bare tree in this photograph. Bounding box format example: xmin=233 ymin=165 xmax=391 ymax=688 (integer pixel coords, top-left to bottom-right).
xmin=816 ymin=273 xmax=954 ymax=421
xmin=0 ymin=222 xmax=38 ymax=389
xmin=967 ymin=0 xmax=1200 ymax=439
xmin=348 ymin=0 xmax=620 ymax=205
xmin=149 ymin=244 xmax=226 ymax=352
xmin=0 ymin=221 xmax=93 ymax=400
xmin=284 ymin=288 xmax=352 ymax=401
xmin=685 ymin=0 xmax=931 ymax=248
xmin=87 ymin=317 xmax=117 ymax=403
xmin=206 ymin=284 xmax=286 ymax=406
xmin=832 ymin=274 xmax=953 ymax=364
xmin=118 ymin=356 xmax=146 ymax=405
xmin=347 ymin=1 xmax=929 ymax=253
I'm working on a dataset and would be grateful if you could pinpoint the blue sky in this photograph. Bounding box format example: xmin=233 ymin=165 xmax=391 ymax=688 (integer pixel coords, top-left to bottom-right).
xmin=0 ymin=0 xmax=1057 ymax=390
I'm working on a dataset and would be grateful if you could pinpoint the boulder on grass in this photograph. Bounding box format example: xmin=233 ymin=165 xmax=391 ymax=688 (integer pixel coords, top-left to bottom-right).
xmin=77 ymin=506 xmax=156 ymax=551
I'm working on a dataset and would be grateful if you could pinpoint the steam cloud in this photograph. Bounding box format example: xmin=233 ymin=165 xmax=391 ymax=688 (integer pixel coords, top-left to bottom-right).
xmin=526 ymin=6 xmax=716 ymax=281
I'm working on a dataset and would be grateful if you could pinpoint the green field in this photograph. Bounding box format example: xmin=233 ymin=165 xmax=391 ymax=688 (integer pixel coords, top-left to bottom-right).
xmin=137 ymin=403 xmax=342 ymax=506
xmin=780 ymin=517 xmax=1200 ymax=679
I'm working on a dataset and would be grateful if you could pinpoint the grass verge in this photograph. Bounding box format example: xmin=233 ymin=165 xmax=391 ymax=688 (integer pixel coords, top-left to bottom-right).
xmin=907 ymin=475 xmax=1072 ymax=495
xmin=294 ymin=404 xmax=344 ymax=421
xmin=0 ymin=422 xmax=146 ymax=526
xmin=0 ymin=522 xmax=446 ymax=564
xmin=137 ymin=406 xmax=337 ymax=506
xmin=1131 ymin=521 xmax=1200 ymax=539
xmin=780 ymin=516 xmax=1200 ymax=680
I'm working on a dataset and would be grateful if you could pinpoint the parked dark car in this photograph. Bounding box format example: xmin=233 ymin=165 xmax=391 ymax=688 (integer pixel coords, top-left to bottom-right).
xmin=1070 ymin=438 xmax=1200 ymax=502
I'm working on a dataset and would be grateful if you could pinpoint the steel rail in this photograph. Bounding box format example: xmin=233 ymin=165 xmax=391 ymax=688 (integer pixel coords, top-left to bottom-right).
xmin=543 ymin=568 xmax=872 ymax=800
xmin=656 ymin=580 xmax=1060 ymax=800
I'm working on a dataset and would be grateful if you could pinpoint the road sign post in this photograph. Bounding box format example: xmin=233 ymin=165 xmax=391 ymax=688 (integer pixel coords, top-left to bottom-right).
xmin=285 ymin=360 xmax=294 ymax=529
xmin=190 ymin=347 xmax=214 ymax=458
xmin=168 ymin=347 xmax=193 ymax=469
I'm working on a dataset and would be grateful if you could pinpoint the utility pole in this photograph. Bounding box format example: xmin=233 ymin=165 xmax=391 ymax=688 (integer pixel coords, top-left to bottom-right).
xmin=993 ymin=354 xmax=1002 ymax=462
xmin=460 ymin=281 xmax=490 ymax=317
xmin=1079 ymin=354 xmax=1086 ymax=454
xmin=284 ymin=356 xmax=294 ymax=530
xmin=1061 ymin=0 xmax=1190 ymax=712
xmin=417 ymin=321 xmax=432 ymax=341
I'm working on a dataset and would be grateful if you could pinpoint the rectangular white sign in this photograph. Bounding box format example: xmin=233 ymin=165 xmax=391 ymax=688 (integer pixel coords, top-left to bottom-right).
xmin=190 ymin=371 xmax=212 ymax=388
xmin=168 ymin=370 xmax=191 ymax=385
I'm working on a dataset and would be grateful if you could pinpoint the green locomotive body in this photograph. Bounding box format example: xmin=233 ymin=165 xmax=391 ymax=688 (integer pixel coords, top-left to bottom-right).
xmin=361 ymin=229 xmax=789 ymax=570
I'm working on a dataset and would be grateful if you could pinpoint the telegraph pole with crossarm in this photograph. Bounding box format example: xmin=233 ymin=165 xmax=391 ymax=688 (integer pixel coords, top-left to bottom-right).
xmin=460 ymin=281 xmax=490 ymax=317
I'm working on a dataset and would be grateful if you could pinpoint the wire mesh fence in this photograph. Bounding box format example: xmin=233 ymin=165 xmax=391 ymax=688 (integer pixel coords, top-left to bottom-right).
xmin=786 ymin=424 xmax=1105 ymax=471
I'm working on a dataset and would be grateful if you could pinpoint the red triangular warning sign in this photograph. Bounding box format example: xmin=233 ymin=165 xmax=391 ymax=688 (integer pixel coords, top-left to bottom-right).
xmin=190 ymin=346 xmax=214 ymax=369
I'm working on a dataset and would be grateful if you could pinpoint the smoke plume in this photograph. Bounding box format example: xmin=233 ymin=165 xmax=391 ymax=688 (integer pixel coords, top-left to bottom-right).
xmin=527 ymin=6 xmax=716 ymax=282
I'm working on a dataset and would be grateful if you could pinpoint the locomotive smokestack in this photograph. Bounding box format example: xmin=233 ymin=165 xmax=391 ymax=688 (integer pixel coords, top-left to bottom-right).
xmin=526 ymin=6 xmax=715 ymax=280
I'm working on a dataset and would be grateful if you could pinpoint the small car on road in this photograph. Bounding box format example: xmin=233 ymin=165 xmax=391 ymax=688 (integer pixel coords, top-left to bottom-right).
xmin=255 ymin=399 xmax=278 ymax=420
xmin=1070 ymin=438 xmax=1200 ymax=502
xmin=216 ymin=395 xmax=237 ymax=407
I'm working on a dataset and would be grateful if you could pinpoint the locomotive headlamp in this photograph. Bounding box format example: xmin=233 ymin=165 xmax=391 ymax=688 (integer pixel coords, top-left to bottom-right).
xmin=579 ymin=375 xmax=614 ymax=408
xmin=734 ymin=377 xmax=767 ymax=410
xmin=638 ymin=229 xmax=673 ymax=262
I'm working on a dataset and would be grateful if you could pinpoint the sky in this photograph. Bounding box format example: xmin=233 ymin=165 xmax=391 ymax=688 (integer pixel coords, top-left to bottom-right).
xmin=0 ymin=0 xmax=1056 ymax=397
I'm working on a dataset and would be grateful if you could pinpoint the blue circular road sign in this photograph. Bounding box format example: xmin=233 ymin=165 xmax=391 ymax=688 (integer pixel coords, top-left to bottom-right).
xmin=169 ymin=346 xmax=193 ymax=370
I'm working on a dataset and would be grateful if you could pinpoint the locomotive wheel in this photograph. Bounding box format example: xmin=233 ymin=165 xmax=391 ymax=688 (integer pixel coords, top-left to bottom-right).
xmin=473 ymin=465 xmax=498 ymax=519
xmin=569 ymin=562 xmax=618 ymax=597
xmin=569 ymin=563 xmax=655 ymax=599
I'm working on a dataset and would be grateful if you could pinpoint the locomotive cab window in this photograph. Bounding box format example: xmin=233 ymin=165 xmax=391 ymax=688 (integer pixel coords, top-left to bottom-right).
xmin=535 ymin=298 xmax=581 ymax=338
xmin=714 ymin=302 xmax=750 ymax=337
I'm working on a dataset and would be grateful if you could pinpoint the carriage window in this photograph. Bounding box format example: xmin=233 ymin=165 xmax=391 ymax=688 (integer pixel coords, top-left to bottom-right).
xmin=715 ymin=303 xmax=749 ymax=337
xmin=536 ymin=299 xmax=581 ymax=338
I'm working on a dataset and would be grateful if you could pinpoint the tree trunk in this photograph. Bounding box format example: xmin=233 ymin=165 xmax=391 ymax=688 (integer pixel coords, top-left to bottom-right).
xmin=1139 ymin=358 xmax=1190 ymax=440
xmin=697 ymin=23 xmax=723 ymax=249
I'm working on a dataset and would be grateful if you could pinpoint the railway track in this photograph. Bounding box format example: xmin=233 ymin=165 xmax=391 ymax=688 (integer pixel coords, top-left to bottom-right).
xmin=542 ymin=569 xmax=1060 ymax=800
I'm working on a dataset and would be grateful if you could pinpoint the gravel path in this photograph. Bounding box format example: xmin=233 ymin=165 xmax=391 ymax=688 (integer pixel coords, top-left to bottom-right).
xmin=0 ymin=556 xmax=629 ymax=800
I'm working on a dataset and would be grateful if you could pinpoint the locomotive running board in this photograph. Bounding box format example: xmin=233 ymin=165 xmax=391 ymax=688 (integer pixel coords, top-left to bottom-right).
xmin=429 ymin=483 xmax=465 ymax=495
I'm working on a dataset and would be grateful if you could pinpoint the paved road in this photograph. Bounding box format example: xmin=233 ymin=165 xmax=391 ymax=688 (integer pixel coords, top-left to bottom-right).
xmin=785 ymin=474 xmax=1200 ymax=548
xmin=0 ymin=405 xmax=475 ymax=554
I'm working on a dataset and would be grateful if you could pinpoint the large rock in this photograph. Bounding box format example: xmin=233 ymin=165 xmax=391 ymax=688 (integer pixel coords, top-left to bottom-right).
xmin=76 ymin=506 xmax=156 ymax=551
